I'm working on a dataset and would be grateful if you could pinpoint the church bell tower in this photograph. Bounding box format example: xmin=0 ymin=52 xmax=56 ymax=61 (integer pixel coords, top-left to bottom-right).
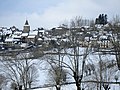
xmin=23 ymin=20 xmax=30 ymax=33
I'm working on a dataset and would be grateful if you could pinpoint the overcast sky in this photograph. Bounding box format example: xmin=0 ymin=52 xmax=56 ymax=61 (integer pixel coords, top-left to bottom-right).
xmin=0 ymin=0 xmax=120 ymax=29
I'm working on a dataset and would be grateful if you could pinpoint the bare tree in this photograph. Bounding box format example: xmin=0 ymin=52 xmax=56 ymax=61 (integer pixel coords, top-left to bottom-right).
xmin=47 ymin=59 xmax=67 ymax=90
xmin=88 ymin=54 xmax=117 ymax=90
xmin=45 ymin=17 xmax=91 ymax=90
xmin=27 ymin=65 xmax=39 ymax=89
xmin=0 ymin=52 xmax=39 ymax=90
xmin=112 ymin=15 xmax=120 ymax=26
xmin=110 ymin=15 xmax=120 ymax=70
xmin=63 ymin=17 xmax=91 ymax=90
xmin=45 ymin=39 xmax=67 ymax=90
xmin=62 ymin=41 xmax=90 ymax=90
xmin=70 ymin=16 xmax=92 ymax=28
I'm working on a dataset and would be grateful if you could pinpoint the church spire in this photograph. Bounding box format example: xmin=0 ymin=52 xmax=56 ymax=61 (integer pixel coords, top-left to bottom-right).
xmin=25 ymin=20 xmax=29 ymax=25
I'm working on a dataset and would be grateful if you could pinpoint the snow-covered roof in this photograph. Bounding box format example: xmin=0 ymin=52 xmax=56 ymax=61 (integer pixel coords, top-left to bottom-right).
xmin=0 ymin=27 xmax=3 ymax=30
xmin=95 ymin=24 xmax=103 ymax=29
xmin=61 ymin=39 xmax=69 ymax=42
xmin=93 ymin=35 xmax=98 ymax=38
xmin=29 ymin=31 xmax=38 ymax=36
xmin=11 ymin=28 xmax=16 ymax=31
xmin=44 ymin=37 xmax=51 ymax=41
xmin=12 ymin=35 xmax=21 ymax=39
xmin=39 ymin=30 xmax=45 ymax=33
xmin=106 ymin=33 xmax=112 ymax=37
xmin=21 ymin=33 xmax=28 ymax=37
xmin=5 ymin=38 xmax=19 ymax=42
xmin=21 ymin=43 xmax=28 ymax=47
xmin=77 ymin=32 xmax=83 ymax=34
xmin=51 ymin=37 xmax=57 ymax=41
xmin=104 ymin=23 xmax=109 ymax=27
xmin=56 ymin=27 xmax=63 ymax=29
xmin=100 ymin=35 xmax=108 ymax=40
xmin=2 ymin=29 xmax=12 ymax=35
xmin=83 ymin=25 xmax=90 ymax=29
xmin=38 ymin=38 xmax=43 ymax=41
xmin=2 ymin=28 xmax=7 ymax=31
xmin=27 ymin=35 xmax=35 ymax=38
xmin=13 ymin=31 xmax=22 ymax=35
xmin=5 ymin=38 xmax=14 ymax=42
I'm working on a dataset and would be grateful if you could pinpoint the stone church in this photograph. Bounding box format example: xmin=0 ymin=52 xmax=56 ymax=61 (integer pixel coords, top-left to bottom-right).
xmin=23 ymin=20 xmax=30 ymax=33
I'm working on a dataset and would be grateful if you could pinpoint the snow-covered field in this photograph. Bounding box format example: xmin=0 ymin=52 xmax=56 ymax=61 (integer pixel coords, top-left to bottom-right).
xmin=0 ymin=47 xmax=120 ymax=90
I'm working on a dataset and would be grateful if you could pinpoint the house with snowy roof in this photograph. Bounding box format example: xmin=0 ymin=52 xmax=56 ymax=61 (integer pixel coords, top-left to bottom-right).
xmin=51 ymin=26 xmax=69 ymax=39
xmin=10 ymin=26 xmax=19 ymax=34
xmin=27 ymin=30 xmax=39 ymax=44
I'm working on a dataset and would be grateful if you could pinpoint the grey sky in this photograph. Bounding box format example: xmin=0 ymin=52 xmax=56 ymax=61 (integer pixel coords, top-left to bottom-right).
xmin=0 ymin=0 xmax=120 ymax=29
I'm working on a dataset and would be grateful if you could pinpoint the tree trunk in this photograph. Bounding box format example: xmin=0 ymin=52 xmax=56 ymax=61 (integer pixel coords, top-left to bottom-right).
xmin=103 ymin=84 xmax=110 ymax=90
xmin=74 ymin=72 xmax=82 ymax=90
xmin=97 ymin=83 xmax=99 ymax=90
xmin=28 ymin=83 xmax=31 ymax=89
xmin=76 ymin=85 xmax=81 ymax=90
xmin=55 ymin=86 xmax=61 ymax=90
xmin=19 ymin=85 xmax=22 ymax=90
xmin=76 ymin=82 xmax=81 ymax=90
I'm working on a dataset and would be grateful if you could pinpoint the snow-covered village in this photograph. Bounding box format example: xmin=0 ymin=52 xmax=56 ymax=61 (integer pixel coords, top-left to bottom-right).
xmin=0 ymin=0 xmax=120 ymax=90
